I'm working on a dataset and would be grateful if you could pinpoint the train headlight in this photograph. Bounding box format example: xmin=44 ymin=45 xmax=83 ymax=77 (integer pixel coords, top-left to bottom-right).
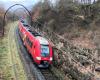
xmin=50 ymin=57 xmax=53 ymax=61
xmin=36 ymin=57 xmax=41 ymax=60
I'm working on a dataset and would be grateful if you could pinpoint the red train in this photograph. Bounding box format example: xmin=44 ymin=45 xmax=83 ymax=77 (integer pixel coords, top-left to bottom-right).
xmin=18 ymin=20 xmax=53 ymax=68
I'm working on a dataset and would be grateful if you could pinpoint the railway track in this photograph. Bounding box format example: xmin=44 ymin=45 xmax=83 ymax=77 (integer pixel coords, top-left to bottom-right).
xmin=15 ymin=27 xmax=58 ymax=80
xmin=40 ymin=68 xmax=58 ymax=80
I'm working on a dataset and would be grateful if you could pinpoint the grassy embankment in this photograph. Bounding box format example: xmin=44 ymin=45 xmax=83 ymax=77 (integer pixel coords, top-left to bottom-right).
xmin=0 ymin=22 xmax=27 ymax=80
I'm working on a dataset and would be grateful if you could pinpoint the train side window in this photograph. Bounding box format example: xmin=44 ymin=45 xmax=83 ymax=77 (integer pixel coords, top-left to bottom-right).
xmin=26 ymin=37 xmax=33 ymax=48
xmin=26 ymin=37 xmax=28 ymax=45
xmin=30 ymin=41 xmax=33 ymax=48
xmin=28 ymin=39 xmax=32 ymax=48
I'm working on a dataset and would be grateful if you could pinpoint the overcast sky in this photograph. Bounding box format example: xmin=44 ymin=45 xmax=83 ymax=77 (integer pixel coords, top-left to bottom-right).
xmin=0 ymin=0 xmax=40 ymax=10
xmin=0 ymin=0 xmax=97 ymax=10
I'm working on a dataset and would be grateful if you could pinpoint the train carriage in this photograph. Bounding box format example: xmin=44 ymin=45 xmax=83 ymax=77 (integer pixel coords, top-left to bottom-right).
xmin=18 ymin=20 xmax=53 ymax=68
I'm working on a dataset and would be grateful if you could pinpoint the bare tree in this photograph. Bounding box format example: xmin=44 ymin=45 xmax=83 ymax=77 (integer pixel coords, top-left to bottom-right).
xmin=0 ymin=3 xmax=5 ymax=35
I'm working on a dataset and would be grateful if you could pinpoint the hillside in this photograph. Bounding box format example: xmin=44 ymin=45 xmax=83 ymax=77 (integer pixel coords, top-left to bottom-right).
xmin=31 ymin=0 xmax=100 ymax=80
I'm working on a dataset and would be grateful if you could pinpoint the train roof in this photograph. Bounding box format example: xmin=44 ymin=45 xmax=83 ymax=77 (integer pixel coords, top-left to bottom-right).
xmin=36 ymin=36 xmax=49 ymax=45
xmin=28 ymin=29 xmax=41 ymax=37
xmin=28 ymin=29 xmax=49 ymax=45
xmin=20 ymin=21 xmax=49 ymax=45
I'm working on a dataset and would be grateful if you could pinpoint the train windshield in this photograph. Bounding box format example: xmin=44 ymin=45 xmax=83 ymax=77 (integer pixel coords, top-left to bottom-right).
xmin=41 ymin=45 xmax=49 ymax=57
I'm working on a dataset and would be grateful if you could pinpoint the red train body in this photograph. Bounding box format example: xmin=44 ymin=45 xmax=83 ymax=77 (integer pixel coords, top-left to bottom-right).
xmin=18 ymin=20 xmax=53 ymax=68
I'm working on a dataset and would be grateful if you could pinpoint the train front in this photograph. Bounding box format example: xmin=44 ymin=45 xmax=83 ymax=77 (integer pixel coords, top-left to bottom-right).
xmin=34 ymin=36 xmax=53 ymax=68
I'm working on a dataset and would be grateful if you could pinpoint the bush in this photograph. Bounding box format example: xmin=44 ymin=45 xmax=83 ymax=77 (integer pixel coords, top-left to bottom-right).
xmin=0 ymin=5 xmax=5 ymax=34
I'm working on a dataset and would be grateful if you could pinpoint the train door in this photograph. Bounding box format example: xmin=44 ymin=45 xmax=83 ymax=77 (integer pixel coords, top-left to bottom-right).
xmin=31 ymin=40 xmax=36 ymax=58
xmin=25 ymin=36 xmax=33 ymax=54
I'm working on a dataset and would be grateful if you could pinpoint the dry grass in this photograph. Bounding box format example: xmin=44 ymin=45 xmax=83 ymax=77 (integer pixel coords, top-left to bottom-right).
xmin=0 ymin=22 xmax=27 ymax=80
